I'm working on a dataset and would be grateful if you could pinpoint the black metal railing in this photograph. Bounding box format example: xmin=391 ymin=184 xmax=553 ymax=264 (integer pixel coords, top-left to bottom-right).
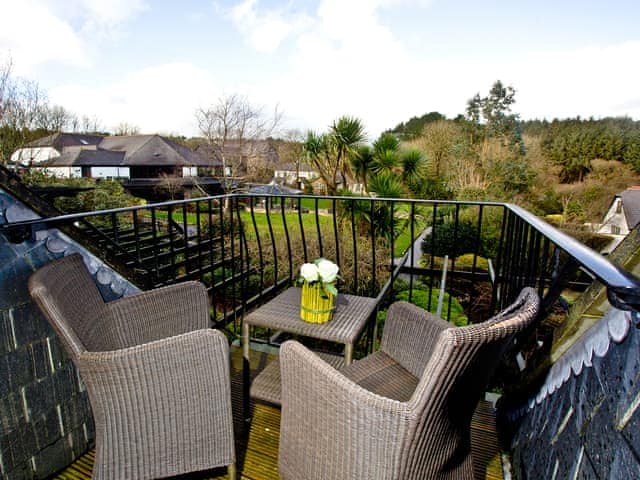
xmin=3 ymin=193 xmax=640 ymax=355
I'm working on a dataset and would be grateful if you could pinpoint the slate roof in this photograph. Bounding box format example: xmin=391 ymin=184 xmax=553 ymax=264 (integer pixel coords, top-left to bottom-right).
xmin=248 ymin=182 xmax=302 ymax=195
xmin=26 ymin=133 xmax=103 ymax=152
xmin=43 ymin=150 xmax=125 ymax=167
xmin=98 ymin=135 xmax=203 ymax=167
xmin=619 ymin=187 xmax=640 ymax=229
xmin=35 ymin=134 xmax=206 ymax=168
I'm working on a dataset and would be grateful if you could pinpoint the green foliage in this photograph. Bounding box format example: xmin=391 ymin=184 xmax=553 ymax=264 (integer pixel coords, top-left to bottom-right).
xmin=377 ymin=282 xmax=468 ymax=327
xmin=465 ymin=80 xmax=525 ymax=155
xmin=386 ymin=111 xmax=446 ymax=140
xmin=540 ymin=117 xmax=640 ymax=182
xmin=422 ymin=221 xmax=480 ymax=257
xmin=488 ymin=157 xmax=536 ymax=195
xmin=54 ymin=180 xmax=138 ymax=213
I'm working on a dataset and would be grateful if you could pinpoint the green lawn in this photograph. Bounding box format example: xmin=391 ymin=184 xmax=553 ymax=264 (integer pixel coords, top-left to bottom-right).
xmin=147 ymin=205 xmax=425 ymax=257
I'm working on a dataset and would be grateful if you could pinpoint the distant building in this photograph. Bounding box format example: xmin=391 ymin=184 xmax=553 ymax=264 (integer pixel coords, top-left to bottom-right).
xmin=11 ymin=133 xmax=215 ymax=180
xmin=273 ymin=163 xmax=319 ymax=186
xmin=597 ymin=186 xmax=640 ymax=253
xmin=193 ymin=139 xmax=280 ymax=178
xmin=11 ymin=133 xmax=223 ymax=200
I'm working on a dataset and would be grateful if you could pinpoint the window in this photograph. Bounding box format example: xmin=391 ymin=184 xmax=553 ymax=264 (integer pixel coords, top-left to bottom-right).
xmin=612 ymin=225 xmax=621 ymax=235
xmin=616 ymin=200 xmax=623 ymax=214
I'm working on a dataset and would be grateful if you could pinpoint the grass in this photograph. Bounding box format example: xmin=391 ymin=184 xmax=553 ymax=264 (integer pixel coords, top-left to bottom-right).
xmin=145 ymin=204 xmax=424 ymax=260
xmin=299 ymin=198 xmax=332 ymax=210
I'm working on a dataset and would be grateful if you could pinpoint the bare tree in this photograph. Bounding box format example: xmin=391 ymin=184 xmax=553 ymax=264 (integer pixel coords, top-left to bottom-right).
xmin=114 ymin=122 xmax=140 ymax=136
xmin=195 ymin=93 xmax=281 ymax=189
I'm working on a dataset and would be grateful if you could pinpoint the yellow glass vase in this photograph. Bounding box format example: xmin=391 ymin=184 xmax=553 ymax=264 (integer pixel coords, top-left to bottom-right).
xmin=300 ymin=282 xmax=335 ymax=323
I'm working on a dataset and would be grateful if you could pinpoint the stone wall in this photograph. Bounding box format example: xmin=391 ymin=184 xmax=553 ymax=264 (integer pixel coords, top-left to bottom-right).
xmin=508 ymin=308 xmax=640 ymax=478
xmin=0 ymin=188 xmax=138 ymax=479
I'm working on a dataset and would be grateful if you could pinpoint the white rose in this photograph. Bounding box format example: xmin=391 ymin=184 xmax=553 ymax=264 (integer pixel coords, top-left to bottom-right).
xmin=300 ymin=263 xmax=319 ymax=282
xmin=317 ymin=259 xmax=339 ymax=283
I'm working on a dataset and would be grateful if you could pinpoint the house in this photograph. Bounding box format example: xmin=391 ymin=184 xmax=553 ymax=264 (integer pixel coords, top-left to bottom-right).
xmin=193 ymin=139 xmax=280 ymax=178
xmin=597 ymin=186 xmax=640 ymax=253
xmin=273 ymin=162 xmax=319 ymax=187
xmin=11 ymin=133 xmax=223 ymax=199
xmin=10 ymin=133 xmax=103 ymax=166
xmin=12 ymin=133 xmax=216 ymax=181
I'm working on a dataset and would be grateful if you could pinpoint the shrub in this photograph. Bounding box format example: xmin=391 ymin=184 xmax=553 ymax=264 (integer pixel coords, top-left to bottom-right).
xmin=421 ymin=221 xmax=479 ymax=257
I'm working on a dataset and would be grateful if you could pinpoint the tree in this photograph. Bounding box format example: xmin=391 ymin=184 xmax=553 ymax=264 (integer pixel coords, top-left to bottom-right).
xmin=418 ymin=120 xmax=461 ymax=179
xmin=0 ymin=57 xmax=92 ymax=164
xmin=114 ymin=122 xmax=140 ymax=136
xmin=303 ymin=116 xmax=366 ymax=195
xmin=195 ymin=93 xmax=281 ymax=188
xmin=465 ymin=80 xmax=525 ymax=155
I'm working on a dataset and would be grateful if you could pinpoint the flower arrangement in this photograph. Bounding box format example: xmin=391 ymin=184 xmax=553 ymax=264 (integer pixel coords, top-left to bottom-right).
xmin=298 ymin=258 xmax=340 ymax=323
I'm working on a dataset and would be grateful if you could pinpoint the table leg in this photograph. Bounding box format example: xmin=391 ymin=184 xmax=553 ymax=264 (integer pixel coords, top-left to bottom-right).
xmin=345 ymin=343 xmax=353 ymax=366
xmin=242 ymin=322 xmax=251 ymax=424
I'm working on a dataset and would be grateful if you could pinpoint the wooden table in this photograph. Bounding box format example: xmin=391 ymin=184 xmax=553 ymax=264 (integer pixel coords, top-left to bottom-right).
xmin=242 ymin=287 xmax=377 ymax=406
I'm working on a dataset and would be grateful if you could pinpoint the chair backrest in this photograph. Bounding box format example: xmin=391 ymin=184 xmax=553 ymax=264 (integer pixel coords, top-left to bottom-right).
xmin=401 ymin=287 xmax=539 ymax=479
xmin=28 ymin=253 xmax=113 ymax=359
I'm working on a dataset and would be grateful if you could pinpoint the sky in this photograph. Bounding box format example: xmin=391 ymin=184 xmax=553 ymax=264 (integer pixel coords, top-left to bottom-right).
xmin=2 ymin=0 xmax=640 ymax=140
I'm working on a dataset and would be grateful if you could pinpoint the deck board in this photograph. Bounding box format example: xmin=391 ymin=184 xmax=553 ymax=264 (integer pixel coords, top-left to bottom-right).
xmin=53 ymin=347 xmax=504 ymax=480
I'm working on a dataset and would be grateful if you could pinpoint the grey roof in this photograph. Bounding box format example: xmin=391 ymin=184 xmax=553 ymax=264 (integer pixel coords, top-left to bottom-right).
xmin=26 ymin=133 xmax=103 ymax=152
xmin=248 ymin=183 xmax=303 ymax=195
xmin=620 ymin=187 xmax=640 ymax=228
xmin=98 ymin=135 xmax=202 ymax=167
xmin=193 ymin=144 xmax=223 ymax=167
xmin=43 ymin=150 xmax=125 ymax=167
xmin=194 ymin=140 xmax=279 ymax=165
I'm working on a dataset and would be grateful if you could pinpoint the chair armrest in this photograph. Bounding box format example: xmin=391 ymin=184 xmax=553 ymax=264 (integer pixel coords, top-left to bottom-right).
xmin=279 ymin=340 xmax=409 ymax=479
xmin=381 ymin=301 xmax=451 ymax=378
xmin=78 ymin=329 xmax=235 ymax=472
xmin=106 ymin=281 xmax=210 ymax=348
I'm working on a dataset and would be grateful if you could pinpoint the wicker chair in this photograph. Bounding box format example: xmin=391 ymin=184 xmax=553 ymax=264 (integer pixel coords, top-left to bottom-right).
xmin=28 ymin=253 xmax=236 ymax=480
xmin=278 ymin=287 xmax=539 ymax=480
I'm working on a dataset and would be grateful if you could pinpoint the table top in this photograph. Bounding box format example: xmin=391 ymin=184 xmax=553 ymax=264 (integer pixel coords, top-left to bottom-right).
xmin=244 ymin=287 xmax=377 ymax=344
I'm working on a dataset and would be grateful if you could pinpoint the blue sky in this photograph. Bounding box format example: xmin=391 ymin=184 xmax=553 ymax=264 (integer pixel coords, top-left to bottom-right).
xmin=2 ymin=0 xmax=640 ymax=139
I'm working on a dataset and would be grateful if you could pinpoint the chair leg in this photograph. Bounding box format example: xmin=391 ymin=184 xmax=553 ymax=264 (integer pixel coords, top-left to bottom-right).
xmin=228 ymin=462 xmax=237 ymax=480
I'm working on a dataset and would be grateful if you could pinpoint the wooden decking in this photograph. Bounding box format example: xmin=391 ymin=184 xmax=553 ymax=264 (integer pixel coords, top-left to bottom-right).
xmin=53 ymin=347 xmax=504 ymax=480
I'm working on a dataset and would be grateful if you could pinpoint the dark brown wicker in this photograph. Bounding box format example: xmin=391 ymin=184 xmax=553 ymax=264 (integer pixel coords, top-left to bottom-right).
xmin=278 ymin=287 xmax=539 ymax=480
xmin=28 ymin=253 xmax=236 ymax=480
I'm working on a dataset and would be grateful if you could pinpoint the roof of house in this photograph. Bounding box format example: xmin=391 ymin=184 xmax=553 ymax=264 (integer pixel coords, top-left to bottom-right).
xmin=25 ymin=133 xmax=103 ymax=151
xmin=248 ymin=182 xmax=302 ymax=195
xmin=98 ymin=135 xmax=205 ymax=167
xmin=31 ymin=134 xmax=208 ymax=168
xmin=619 ymin=187 xmax=640 ymax=229
xmin=194 ymin=140 xmax=279 ymax=164
xmin=43 ymin=150 xmax=126 ymax=167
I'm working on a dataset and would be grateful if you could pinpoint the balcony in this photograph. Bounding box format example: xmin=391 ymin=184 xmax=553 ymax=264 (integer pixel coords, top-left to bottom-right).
xmin=1 ymin=181 xmax=640 ymax=478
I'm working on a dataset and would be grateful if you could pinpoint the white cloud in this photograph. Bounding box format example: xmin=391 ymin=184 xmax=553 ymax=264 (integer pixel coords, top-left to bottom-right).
xmin=0 ymin=0 xmax=147 ymax=74
xmin=0 ymin=0 xmax=87 ymax=74
xmin=50 ymin=63 xmax=219 ymax=135
xmin=229 ymin=0 xmax=312 ymax=52
xmin=232 ymin=1 xmax=640 ymax=138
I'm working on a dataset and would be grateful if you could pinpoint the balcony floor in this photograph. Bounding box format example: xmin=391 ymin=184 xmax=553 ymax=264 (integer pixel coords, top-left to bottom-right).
xmin=53 ymin=347 xmax=504 ymax=480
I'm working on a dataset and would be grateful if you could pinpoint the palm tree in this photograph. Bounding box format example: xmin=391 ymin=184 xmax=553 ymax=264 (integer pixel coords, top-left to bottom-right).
xmin=350 ymin=145 xmax=375 ymax=194
xmin=330 ymin=116 xmax=366 ymax=188
xmin=304 ymin=116 xmax=366 ymax=195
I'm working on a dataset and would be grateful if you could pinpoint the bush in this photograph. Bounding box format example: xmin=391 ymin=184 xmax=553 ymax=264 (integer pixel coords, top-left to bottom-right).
xmin=421 ymin=221 xmax=479 ymax=257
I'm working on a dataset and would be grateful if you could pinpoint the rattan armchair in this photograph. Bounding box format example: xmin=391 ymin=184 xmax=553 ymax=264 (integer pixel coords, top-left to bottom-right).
xmin=279 ymin=287 xmax=539 ymax=480
xmin=28 ymin=254 xmax=236 ymax=480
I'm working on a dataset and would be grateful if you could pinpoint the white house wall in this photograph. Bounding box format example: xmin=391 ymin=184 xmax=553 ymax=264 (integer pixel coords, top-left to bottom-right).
xmin=597 ymin=197 xmax=629 ymax=253
xmin=90 ymin=167 xmax=130 ymax=179
xmin=182 ymin=167 xmax=197 ymax=177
